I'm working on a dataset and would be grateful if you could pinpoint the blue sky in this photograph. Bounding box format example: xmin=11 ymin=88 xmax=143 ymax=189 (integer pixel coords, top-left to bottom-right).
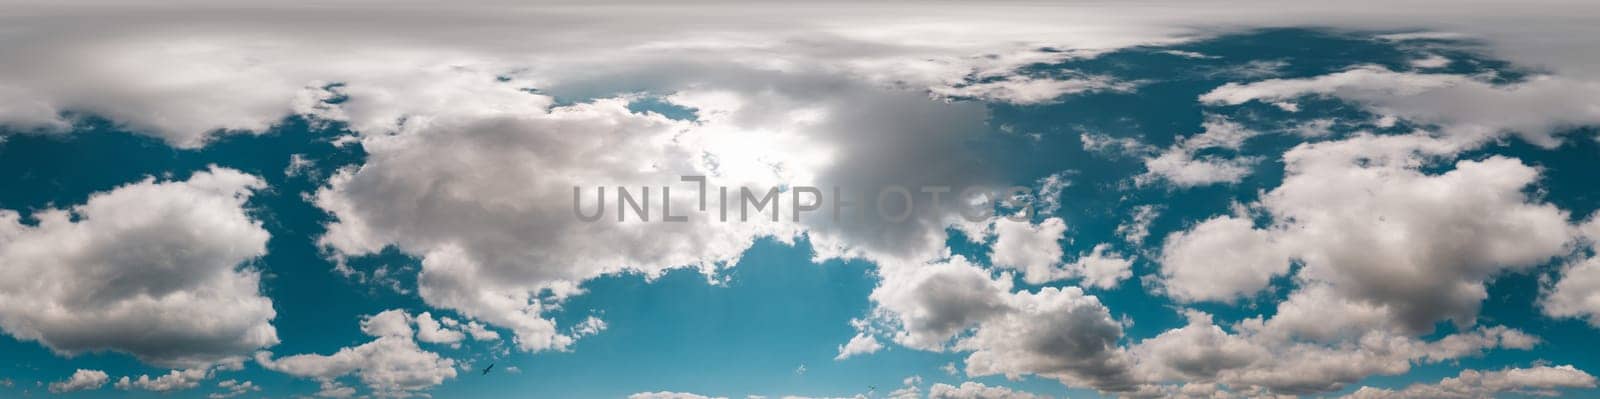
xmin=4 ymin=3 xmax=1600 ymax=399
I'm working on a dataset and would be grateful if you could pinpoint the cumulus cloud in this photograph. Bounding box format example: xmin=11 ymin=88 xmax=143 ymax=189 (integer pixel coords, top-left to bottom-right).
xmin=312 ymin=84 xmax=788 ymax=352
xmin=1159 ymin=215 xmax=1292 ymax=303
xmin=115 ymin=364 xmax=237 ymax=393
xmin=1063 ymin=244 xmax=1134 ymax=290
xmin=990 ymin=217 xmax=1068 ymax=284
xmin=869 ymin=256 xmax=1014 ymax=351
xmin=1129 ymin=131 xmax=1584 ymax=395
xmin=1543 ymin=214 xmax=1600 ymax=326
xmin=6 ymin=4 xmax=1600 ymax=399
xmin=0 ymin=167 xmax=277 ymax=368
xmin=49 ymin=369 xmax=108 ymax=393
xmin=1342 ymin=365 xmax=1597 ymax=399
xmin=988 ymin=218 xmax=1131 ymax=289
xmin=209 ymin=379 xmax=261 ymax=399
xmin=926 ymin=381 xmax=1047 ymax=399
xmin=1129 ymin=309 xmax=1540 ymax=395
xmin=834 ymin=333 xmax=884 ymax=360
xmin=958 ymin=286 xmax=1138 ymax=392
xmin=256 ymin=309 xmax=458 ymax=398
xmin=866 ymin=255 xmax=1138 ymax=393
xmin=414 ymin=312 xmax=466 ymax=346
xmin=1160 ymin=133 xmax=1573 ymax=334
xmin=1136 ymin=115 xmax=1263 ymax=188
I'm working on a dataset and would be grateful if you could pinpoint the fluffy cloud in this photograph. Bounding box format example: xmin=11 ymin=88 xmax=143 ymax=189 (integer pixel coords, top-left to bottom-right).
xmin=1159 ymin=215 xmax=1291 ymax=303
xmin=1063 ymin=244 xmax=1134 ymax=290
xmin=1200 ymin=66 xmax=1600 ymax=148
xmin=49 ymin=369 xmax=108 ymax=393
xmin=958 ymin=287 xmax=1138 ymax=392
xmin=0 ymin=167 xmax=277 ymax=368
xmin=1342 ymin=365 xmax=1596 ymax=399
xmin=310 ymin=77 xmax=799 ymax=352
xmin=989 ymin=218 xmax=1131 ymax=289
xmin=926 ymin=381 xmax=1047 ymax=399
xmin=414 ymin=312 xmax=466 ymax=346
xmin=113 ymin=360 xmax=245 ymax=394
xmin=869 ymin=256 xmax=1014 ymax=351
xmin=1135 ymin=131 xmax=1583 ymax=395
xmin=1160 ymin=133 xmax=1573 ymax=334
xmin=834 ymin=333 xmax=884 ymax=360
xmin=1129 ymin=311 xmax=1269 ymax=383
xmin=209 ymin=379 xmax=261 ymax=399
xmin=1129 ymin=309 xmax=1539 ymax=395
xmin=256 ymin=309 xmax=458 ymax=398
xmin=989 ymin=217 xmax=1068 ymax=284
xmin=1542 ymin=214 xmax=1600 ymax=326
xmin=1136 ymin=115 xmax=1263 ymax=188
xmin=867 ymin=255 xmax=1138 ymax=393
xmin=310 ymin=63 xmax=1006 ymax=356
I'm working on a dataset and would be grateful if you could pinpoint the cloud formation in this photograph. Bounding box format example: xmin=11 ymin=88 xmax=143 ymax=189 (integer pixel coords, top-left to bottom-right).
xmin=255 ymin=309 xmax=458 ymax=398
xmin=0 ymin=167 xmax=277 ymax=368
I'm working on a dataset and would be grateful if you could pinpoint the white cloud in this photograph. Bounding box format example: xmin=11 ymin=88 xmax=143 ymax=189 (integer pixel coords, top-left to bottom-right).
xmin=987 ymin=218 xmax=1131 ymax=289
xmin=256 ymin=308 xmax=458 ymax=398
xmin=1160 ymin=133 xmax=1573 ymax=334
xmin=930 ymin=75 xmax=1136 ymax=105
xmin=414 ymin=312 xmax=466 ymax=346
xmin=115 ymin=368 xmax=209 ymax=392
xmin=1115 ymin=205 xmax=1160 ymax=246
xmin=1159 ymin=215 xmax=1291 ymax=303
xmin=49 ymin=369 xmax=108 ymax=393
xmin=0 ymin=167 xmax=277 ymax=368
xmin=1081 ymin=133 xmax=1156 ymax=158
xmin=361 ymin=309 xmax=414 ymax=338
xmin=958 ymin=286 xmax=1138 ymax=392
xmin=1129 ymin=310 xmax=1267 ymax=383
xmin=312 ymin=87 xmax=791 ymax=352
xmin=1064 ymin=244 xmax=1134 ymax=290
xmin=1033 ymin=171 xmax=1072 ymax=216
xmin=870 ymin=256 xmax=1014 ymax=351
xmin=462 ymin=321 xmax=501 ymax=342
xmin=990 ymin=217 xmax=1068 ymax=285
xmin=866 ymin=253 xmax=1143 ymax=392
xmin=1136 ymin=115 xmax=1263 ymax=188
xmin=1409 ymin=54 xmax=1452 ymax=69
xmin=926 ymin=381 xmax=1047 ymax=399
xmin=1543 ymin=214 xmax=1600 ymax=326
xmin=628 ymin=393 xmax=727 ymax=399
xmin=209 ymin=379 xmax=261 ymax=399
xmin=1342 ymin=365 xmax=1597 ymax=399
xmin=1201 ymin=66 xmax=1600 ymax=148
xmin=316 ymin=380 xmax=356 ymax=398
xmin=834 ymin=333 xmax=884 ymax=360
xmin=1129 ymin=309 xmax=1539 ymax=395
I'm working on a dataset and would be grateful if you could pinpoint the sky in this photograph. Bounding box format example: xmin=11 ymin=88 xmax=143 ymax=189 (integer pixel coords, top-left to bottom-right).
xmin=3 ymin=1 xmax=1600 ymax=398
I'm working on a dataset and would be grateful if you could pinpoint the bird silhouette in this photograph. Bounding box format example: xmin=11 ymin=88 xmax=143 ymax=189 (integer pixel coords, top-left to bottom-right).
xmin=482 ymin=363 xmax=494 ymax=375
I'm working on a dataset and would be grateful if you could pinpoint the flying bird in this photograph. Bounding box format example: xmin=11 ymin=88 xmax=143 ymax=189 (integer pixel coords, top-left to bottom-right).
xmin=482 ymin=363 xmax=494 ymax=375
